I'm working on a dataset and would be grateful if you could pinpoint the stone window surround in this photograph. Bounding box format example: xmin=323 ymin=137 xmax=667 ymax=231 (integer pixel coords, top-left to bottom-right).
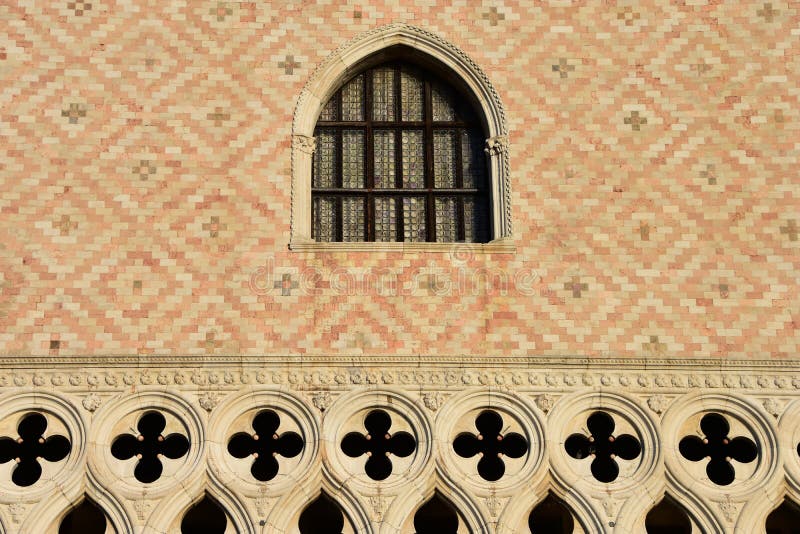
xmin=290 ymin=23 xmax=514 ymax=253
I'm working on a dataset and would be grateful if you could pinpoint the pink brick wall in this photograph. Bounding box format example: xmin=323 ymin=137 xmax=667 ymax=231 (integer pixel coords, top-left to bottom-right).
xmin=0 ymin=1 xmax=797 ymax=358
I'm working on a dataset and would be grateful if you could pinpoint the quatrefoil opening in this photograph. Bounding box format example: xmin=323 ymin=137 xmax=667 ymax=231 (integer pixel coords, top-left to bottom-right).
xmin=678 ymin=412 xmax=757 ymax=486
xmin=564 ymin=411 xmax=641 ymax=483
xmin=453 ymin=410 xmax=528 ymax=482
xmin=341 ymin=409 xmax=416 ymax=481
xmin=227 ymin=409 xmax=304 ymax=481
xmin=0 ymin=412 xmax=70 ymax=487
xmin=111 ymin=411 xmax=190 ymax=484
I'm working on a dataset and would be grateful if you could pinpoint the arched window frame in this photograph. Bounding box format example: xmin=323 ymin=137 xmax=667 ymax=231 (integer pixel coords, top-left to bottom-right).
xmin=290 ymin=23 xmax=513 ymax=252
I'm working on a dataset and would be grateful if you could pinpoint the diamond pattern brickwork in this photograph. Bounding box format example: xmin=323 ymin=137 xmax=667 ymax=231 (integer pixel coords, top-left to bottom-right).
xmin=0 ymin=1 xmax=797 ymax=358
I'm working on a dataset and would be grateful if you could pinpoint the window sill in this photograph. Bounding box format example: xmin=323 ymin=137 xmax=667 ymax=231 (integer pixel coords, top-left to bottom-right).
xmin=288 ymin=237 xmax=515 ymax=253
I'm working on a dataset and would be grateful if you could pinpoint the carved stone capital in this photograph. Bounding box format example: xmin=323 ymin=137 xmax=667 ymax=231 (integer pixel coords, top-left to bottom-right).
xmin=293 ymin=134 xmax=316 ymax=155
xmin=484 ymin=135 xmax=508 ymax=157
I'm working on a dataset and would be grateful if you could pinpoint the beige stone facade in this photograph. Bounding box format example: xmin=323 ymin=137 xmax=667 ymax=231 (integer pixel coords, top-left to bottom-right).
xmin=0 ymin=1 xmax=798 ymax=532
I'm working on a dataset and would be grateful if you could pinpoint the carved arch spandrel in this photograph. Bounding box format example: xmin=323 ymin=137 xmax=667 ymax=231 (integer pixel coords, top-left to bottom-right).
xmin=290 ymin=22 xmax=512 ymax=247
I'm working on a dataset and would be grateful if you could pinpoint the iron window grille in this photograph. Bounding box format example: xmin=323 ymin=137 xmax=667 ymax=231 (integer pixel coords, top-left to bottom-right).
xmin=312 ymin=62 xmax=490 ymax=243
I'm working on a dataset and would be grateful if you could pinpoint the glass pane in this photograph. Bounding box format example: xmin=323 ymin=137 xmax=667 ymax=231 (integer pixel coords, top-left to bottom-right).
xmin=313 ymin=130 xmax=337 ymax=188
xmin=374 ymin=197 xmax=398 ymax=242
xmin=435 ymin=196 xmax=458 ymax=242
xmin=461 ymin=130 xmax=485 ymax=189
xmin=401 ymin=130 xmax=424 ymax=189
xmin=341 ymin=74 xmax=364 ymax=121
xmin=433 ymin=130 xmax=457 ymax=188
xmin=374 ymin=130 xmax=396 ymax=189
xmin=342 ymin=130 xmax=365 ymax=188
xmin=319 ymin=98 xmax=337 ymax=121
xmin=342 ymin=197 xmax=365 ymax=242
xmin=400 ymin=68 xmax=424 ymax=121
xmin=402 ymin=196 xmax=426 ymax=242
xmin=432 ymin=82 xmax=456 ymax=122
xmin=313 ymin=196 xmax=337 ymax=242
xmin=463 ymin=196 xmax=489 ymax=243
xmin=372 ymin=67 xmax=396 ymax=121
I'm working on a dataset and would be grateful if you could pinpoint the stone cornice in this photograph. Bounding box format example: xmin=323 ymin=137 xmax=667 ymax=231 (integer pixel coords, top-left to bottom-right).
xmin=0 ymin=354 xmax=797 ymax=370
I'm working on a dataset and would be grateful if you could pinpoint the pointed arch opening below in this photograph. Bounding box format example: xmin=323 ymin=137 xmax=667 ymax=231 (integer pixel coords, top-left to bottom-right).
xmin=414 ymin=492 xmax=459 ymax=534
xmin=766 ymin=498 xmax=800 ymax=534
xmin=180 ymin=494 xmax=229 ymax=534
xmin=645 ymin=496 xmax=692 ymax=534
xmin=298 ymin=492 xmax=353 ymax=534
xmin=58 ymin=497 xmax=108 ymax=534
xmin=528 ymin=493 xmax=575 ymax=534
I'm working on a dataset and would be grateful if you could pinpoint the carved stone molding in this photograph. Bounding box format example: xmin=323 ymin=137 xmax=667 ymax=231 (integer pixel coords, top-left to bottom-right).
xmin=0 ymin=362 xmax=797 ymax=395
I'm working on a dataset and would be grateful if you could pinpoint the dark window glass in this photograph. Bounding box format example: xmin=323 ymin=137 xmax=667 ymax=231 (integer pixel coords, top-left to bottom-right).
xmin=312 ymin=63 xmax=490 ymax=243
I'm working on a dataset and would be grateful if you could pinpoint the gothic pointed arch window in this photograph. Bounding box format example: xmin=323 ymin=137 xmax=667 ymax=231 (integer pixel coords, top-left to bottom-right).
xmin=311 ymin=58 xmax=490 ymax=243
xmin=291 ymin=25 xmax=512 ymax=251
